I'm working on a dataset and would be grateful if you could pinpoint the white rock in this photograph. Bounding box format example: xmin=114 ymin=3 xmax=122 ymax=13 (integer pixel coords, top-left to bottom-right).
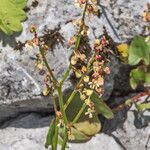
xmin=70 ymin=134 xmax=122 ymax=150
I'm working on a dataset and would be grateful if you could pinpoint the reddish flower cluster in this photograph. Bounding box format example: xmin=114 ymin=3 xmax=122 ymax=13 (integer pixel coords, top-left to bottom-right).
xmin=77 ymin=35 xmax=112 ymax=118
xmin=75 ymin=0 xmax=98 ymax=15
xmin=89 ymin=36 xmax=111 ymax=95
xmin=143 ymin=3 xmax=150 ymax=22
xmin=68 ymin=1 xmax=112 ymax=119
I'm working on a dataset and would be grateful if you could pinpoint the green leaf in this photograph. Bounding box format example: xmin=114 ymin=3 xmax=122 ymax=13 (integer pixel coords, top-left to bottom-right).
xmin=130 ymin=68 xmax=145 ymax=81
xmin=130 ymin=68 xmax=150 ymax=89
xmin=57 ymin=135 xmax=63 ymax=146
xmin=58 ymin=127 xmax=69 ymax=148
xmin=74 ymin=119 xmax=101 ymax=136
xmin=91 ymin=92 xmax=114 ymax=119
xmin=0 ymin=0 xmax=27 ymax=35
xmin=130 ymin=78 xmax=138 ymax=90
xmin=4 ymin=17 xmax=22 ymax=32
xmin=70 ymin=127 xmax=91 ymax=141
xmin=45 ymin=119 xmax=55 ymax=149
xmin=10 ymin=0 xmax=28 ymax=9
xmin=125 ymin=99 xmax=132 ymax=105
xmin=136 ymin=103 xmax=150 ymax=111
xmin=128 ymin=36 xmax=150 ymax=66
xmin=59 ymin=90 xmax=113 ymax=142
xmin=59 ymin=126 xmax=91 ymax=142
xmin=0 ymin=20 xmax=13 ymax=35
xmin=130 ymin=68 xmax=145 ymax=89
xmin=62 ymin=91 xmax=101 ymax=142
xmin=145 ymin=73 xmax=150 ymax=84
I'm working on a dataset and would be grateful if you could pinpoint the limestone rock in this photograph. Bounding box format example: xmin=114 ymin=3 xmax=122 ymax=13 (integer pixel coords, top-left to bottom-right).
xmin=0 ymin=100 xmax=150 ymax=150
xmin=0 ymin=0 xmax=148 ymax=121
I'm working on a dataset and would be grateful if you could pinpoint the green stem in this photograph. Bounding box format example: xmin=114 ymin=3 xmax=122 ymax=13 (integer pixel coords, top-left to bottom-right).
xmin=57 ymin=86 xmax=68 ymax=124
xmin=52 ymin=144 xmax=54 ymax=150
xmin=64 ymin=55 xmax=95 ymax=110
xmin=52 ymin=118 xmax=59 ymax=150
xmin=64 ymin=90 xmax=77 ymax=110
xmin=64 ymin=77 xmax=84 ymax=110
xmin=72 ymin=103 xmax=86 ymax=124
xmin=59 ymin=64 xmax=72 ymax=86
xmin=72 ymin=94 xmax=92 ymax=124
xmin=52 ymin=95 xmax=57 ymax=113
xmin=59 ymin=2 xmax=88 ymax=86
xmin=61 ymin=128 xmax=68 ymax=150
xmin=39 ymin=48 xmax=58 ymax=87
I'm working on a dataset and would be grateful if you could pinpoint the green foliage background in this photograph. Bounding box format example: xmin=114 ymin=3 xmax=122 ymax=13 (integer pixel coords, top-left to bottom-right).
xmin=0 ymin=0 xmax=27 ymax=35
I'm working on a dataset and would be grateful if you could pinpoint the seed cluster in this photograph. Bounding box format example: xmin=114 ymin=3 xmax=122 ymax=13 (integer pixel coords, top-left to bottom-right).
xmin=77 ymin=36 xmax=112 ymax=118
xmin=143 ymin=3 xmax=150 ymax=22
xmin=27 ymin=25 xmax=55 ymax=96
xmin=75 ymin=0 xmax=98 ymax=15
xmin=89 ymin=36 xmax=111 ymax=95
xmin=143 ymin=3 xmax=150 ymax=38
xmin=68 ymin=1 xmax=112 ymax=119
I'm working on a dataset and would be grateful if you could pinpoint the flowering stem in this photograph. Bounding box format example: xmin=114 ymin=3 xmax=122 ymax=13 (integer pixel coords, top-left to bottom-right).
xmin=39 ymin=48 xmax=58 ymax=87
xmin=61 ymin=127 xmax=68 ymax=150
xmin=64 ymin=55 xmax=95 ymax=110
xmin=39 ymin=42 xmax=69 ymax=150
xmin=64 ymin=77 xmax=84 ymax=110
xmin=52 ymin=95 xmax=58 ymax=113
xmin=57 ymin=86 xmax=68 ymax=124
xmin=59 ymin=1 xmax=88 ymax=86
xmin=72 ymin=103 xmax=87 ymax=124
xmin=59 ymin=64 xmax=72 ymax=87
xmin=52 ymin=117 xmax=59 ymax=150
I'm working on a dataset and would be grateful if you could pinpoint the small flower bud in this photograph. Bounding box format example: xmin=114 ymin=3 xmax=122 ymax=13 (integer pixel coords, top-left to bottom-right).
xmin=30 ymin=25 xmax=37 ymax=33
xmin=95 ymin=55 xmax=103 ymax=60
xmin=81 ymin=66 xmax=87 ymax=73
xmin=43 ymin=86 xmax=50 ymax=96
xmin=71 ymin=56 xmax=78 ymax=65
xmin=56 ymin=111 xmax=62 ymax=118
xmin=83 ymin=76 xmax=90 ymax=83
xmin=75 ymin=70 xmax=82 ymax=78
xmin=80 ymin=93 xmax=86 ymax=100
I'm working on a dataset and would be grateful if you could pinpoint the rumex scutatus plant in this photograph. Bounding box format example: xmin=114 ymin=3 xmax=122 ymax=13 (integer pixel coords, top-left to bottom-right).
xmin=25 ymin=0 xmax=114 ymax=149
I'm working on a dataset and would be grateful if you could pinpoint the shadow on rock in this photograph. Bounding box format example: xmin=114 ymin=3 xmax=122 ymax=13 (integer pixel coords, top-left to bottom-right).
xmin=0 ymin=112 xmax=53 ymax=129
xmin=0 ymin=32 xmax=21 ymax=47
xmin=133 ymin=110 xmax=150 ymax=129
xmin=100 ymin=108 xmax=128 ymax=134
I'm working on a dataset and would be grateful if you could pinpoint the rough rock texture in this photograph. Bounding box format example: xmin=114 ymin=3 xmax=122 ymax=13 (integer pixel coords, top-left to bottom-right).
xmin=0 ymin=0 xmax=149 ymax=122
xmin=102 ymin=108 xmax=150 ymax=150
xmin=0 ymin=113 xmax=122 ymax=150
xmin=0 ymin=0 xmax=150 ymax=149
xmin=0 ymin=97 xmax=150 ymax=150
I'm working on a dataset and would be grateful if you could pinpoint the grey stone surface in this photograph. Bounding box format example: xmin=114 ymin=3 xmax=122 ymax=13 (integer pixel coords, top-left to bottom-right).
xmin=0 ymin=97 xmax=150 ymax=150
xmin=0 ymin=0 xmax=149 ymax=121
xmin=0 ymin=113 xmax=50 ymax=150
xmin=0 ymin=1 xmax=150 ymax=149
xmin=112 ymin=110 xmax=150 ymax=150
xmin=102 ymin=96 xmax=150 ymax=150
xmin=99 ymin=0 xmax=149 ymax=41
xmin=70 ymin=134 xmax=122 ymax=150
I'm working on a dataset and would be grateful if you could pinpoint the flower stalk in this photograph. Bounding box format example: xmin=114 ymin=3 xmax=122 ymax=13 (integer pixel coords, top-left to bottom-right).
xmin=61 ymin=128 xmax=68 ymax=150
xmin=59 ymin=1 xmax=88 ymax=87
xmin=52 ymin=117 xmax=59 ymax=150
xmin=27 ymin=1 xmax=104 ymax=150
xmin=39 ymin=46 xmax=58 ymax=88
